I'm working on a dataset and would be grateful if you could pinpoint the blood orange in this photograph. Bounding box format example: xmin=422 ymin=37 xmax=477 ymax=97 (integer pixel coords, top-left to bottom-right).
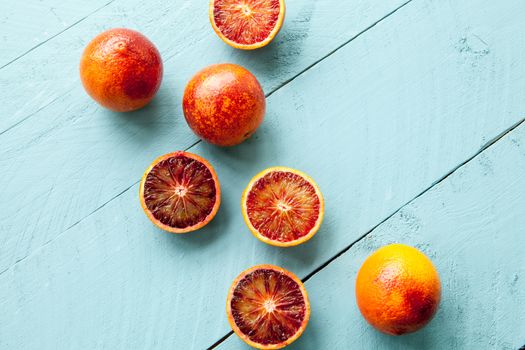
xmin=356 ymin=244 xmax=441 ymax=335
xmin=80 ymin=28 xmax=163 ymax=112
xmin=227 ymin=265 xmax=310 ymax=349
xmin=210 ymin=0 xmax=285 ymax=50
xmin=241 ymin=167 xmax=324 ymax=247
xmin=183 ymin=63 xmax=265 ymax=146
xmin=139 ymin=151 xmax=220 ymax=233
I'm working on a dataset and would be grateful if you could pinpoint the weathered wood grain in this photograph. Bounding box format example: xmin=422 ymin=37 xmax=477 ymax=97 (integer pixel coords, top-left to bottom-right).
xmin=0 ymin=0 xmax=112 ymax=68
xmin=218 ymin=121 xmax=525 ymax=350
xmin=0 ymin=0 xmax=409 ymax=272
xmin=1 ymin=0 xmax=524 ymax=349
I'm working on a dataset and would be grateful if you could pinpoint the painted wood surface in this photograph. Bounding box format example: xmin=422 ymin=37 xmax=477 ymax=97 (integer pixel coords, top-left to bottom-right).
xmin=1 ymin=0 xmax=525 ymax=349
xmin=0 ymin=0 xmax=408 ymax=272
xmin=218 ymin=112 xmax=525 ymax=350
xmin=0 ymin=0 xmax=111 ymax=68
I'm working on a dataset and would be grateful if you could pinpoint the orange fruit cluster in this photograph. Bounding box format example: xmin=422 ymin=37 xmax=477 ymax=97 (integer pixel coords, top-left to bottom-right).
xmin=79 ymin=1 xmax=442 ymax=348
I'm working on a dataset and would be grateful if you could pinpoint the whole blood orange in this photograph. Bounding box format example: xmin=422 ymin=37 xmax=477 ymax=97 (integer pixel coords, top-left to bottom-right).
xmin=210 ymin=0 xmax=285 ymax=50
xmin=355 ymin=244 xmax=441 ymax=335
xmin=241 ymin=167 xmax=324 ymax=247
xmin=227 ymin=265 xmax=310 ymax=349
xmin=183 ymin=63 xmax=265 ymax=146
xmin=139 ymin=151 xmax=220 ymax=233
xmin=80 ymin=28 xmax=163 ymax=112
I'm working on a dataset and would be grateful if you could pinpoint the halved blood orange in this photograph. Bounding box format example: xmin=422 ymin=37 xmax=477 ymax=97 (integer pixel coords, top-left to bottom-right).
xmin=210 ymin=0 xmax=285 ymax=50
xmin=227 ymin=264 xmax=310 ymax=349
xmin=241 ymin=167 xmax=324 ymax=247
xmin=139 ymin=151 xmax=220 ymax=233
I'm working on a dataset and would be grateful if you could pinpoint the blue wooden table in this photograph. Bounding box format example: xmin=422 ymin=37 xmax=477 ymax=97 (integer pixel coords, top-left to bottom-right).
xmin=1 ymin=0 xmax=525 ymax=349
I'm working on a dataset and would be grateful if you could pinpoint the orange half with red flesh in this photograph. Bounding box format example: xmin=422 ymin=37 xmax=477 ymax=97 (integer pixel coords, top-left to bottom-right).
xmin=210 ymin=0 xmax=285 ymax=50
xmin=227 ymin=264 xmax=310 ymax=349
xmin=139 ymin=151 xmax=220 ymax=233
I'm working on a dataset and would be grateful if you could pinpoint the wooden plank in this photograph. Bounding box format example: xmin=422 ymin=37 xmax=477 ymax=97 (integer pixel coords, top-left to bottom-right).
xmin=0 ymin=0 xmax=410 ymax=271
xmin=0 ymin=0 xmax=111 ymax=68
xmin=0 ymin=0 xmax=408 ymax=133
xmin=1 ymin=0 xmax=524 ymax=349
xmin=218 ymin=121 xmax=525 ymax=349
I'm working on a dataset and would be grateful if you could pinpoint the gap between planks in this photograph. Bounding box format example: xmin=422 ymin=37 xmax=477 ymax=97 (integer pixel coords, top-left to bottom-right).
xmin=205 ymin=116 xmax=525 ymax=349
xmin=0 ymin=0 xmax=415 ymax=276
xmin=0 ymin=87 xmax=76 ymax=137
xmin=0 ymin=0 xmax=117 ymax=71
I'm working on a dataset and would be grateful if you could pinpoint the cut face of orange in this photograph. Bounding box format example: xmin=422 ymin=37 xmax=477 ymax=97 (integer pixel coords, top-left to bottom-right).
xmin=241 ymin=167 xmax=324 ymax=247
xmin=227 ymin=265 xmax=310 ymax=349
xmin=210 ymin=0 xmax=285 ymax=50
xmin=139 ymin=151 xmax=220 ymax=233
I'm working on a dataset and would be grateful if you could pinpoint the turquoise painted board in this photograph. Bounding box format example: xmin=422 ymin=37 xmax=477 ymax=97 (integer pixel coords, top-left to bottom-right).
xmin=218 ymin=118 xmax=525 ymax=350
xmin=0 ymin=0 xmax=408 ymax=271
xmin=1 ymin=0 xmax=525 ymax=349
xmin=0 ymin=0 xmax=111 ymax=68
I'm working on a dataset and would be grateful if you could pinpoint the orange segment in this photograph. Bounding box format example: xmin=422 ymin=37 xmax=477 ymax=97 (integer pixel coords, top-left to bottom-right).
xmin=139 ymin=151 xmax=220 ymax=233
xmin=210 ymin=0 xmax=285 ymax=50
xmin=241 ymin=167 xmax=324 ymax=247
xmin=227 ymin=265 xmax=310 ymax=349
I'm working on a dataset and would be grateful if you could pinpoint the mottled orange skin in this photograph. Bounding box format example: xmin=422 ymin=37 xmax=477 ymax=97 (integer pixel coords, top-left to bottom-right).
xmin=80 ymin=28 xmax=163 ymax=112
xmin=355 ymin=244 xmax=441 ymax=336
xmin=183 ymin=63 xmax=265 ymax=146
